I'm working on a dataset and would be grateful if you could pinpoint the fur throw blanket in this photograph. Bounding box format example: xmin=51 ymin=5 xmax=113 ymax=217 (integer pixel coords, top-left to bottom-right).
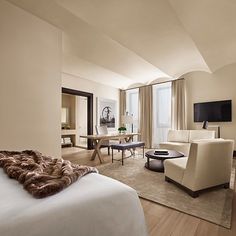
xmin=0 ymin=150 xmax=98 ymax=198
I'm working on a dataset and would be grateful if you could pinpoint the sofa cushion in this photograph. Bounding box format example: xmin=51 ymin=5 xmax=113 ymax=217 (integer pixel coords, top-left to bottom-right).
xmin=159 ymin=142 xmax=190 ymax=156
xmin=167 ymin=130 xmax=189 ymax=143
xmin=164 ymin=158 xmax=188 ymax=184
xmin=189 ymin=130 xmax=215 ymax=142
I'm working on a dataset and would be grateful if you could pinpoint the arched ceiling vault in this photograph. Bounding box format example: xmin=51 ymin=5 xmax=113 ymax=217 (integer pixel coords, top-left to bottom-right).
xmin=7 ymin=0 xmax=236 ymax=88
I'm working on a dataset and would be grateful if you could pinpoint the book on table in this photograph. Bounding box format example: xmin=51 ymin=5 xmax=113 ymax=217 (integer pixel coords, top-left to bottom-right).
xmin=154 ymin=149 xmax=169 ymax=155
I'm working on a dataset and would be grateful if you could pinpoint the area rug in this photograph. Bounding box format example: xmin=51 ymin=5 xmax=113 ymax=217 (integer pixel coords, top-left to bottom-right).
xmin=98 ymin=157 xmax=235 ymax=229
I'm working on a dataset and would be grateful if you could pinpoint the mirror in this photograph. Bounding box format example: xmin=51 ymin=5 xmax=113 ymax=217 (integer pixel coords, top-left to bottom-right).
xmin=61 ymin=107 xmax=69 ymax=128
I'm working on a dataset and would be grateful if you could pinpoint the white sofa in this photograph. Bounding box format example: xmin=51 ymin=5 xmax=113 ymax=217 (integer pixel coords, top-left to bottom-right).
xmin=159 ymin=130 xmax=215 ymax=156
xmin=164 ymin=139 xmax=234 ymax=197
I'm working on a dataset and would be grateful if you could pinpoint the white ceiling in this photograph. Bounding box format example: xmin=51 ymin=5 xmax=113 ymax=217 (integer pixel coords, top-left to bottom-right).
xmin=168 ymin=0 xmax=236 ymax=72
xmin=7 ymin=0 xmax=236 ymax=88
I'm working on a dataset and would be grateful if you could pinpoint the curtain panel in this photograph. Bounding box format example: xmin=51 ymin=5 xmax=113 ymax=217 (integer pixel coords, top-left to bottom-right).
xmin=171 ymin=79 xmax=187 ymax=130
xmin=139 ymin=86 xmax=153 ymax=148
xmin=119 ymin=90 xmax=126 ymax=127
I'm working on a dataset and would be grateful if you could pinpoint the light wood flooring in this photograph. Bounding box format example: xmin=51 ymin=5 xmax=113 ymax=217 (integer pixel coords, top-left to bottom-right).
xmin=63 ymin=148 xmax=236 ymax=236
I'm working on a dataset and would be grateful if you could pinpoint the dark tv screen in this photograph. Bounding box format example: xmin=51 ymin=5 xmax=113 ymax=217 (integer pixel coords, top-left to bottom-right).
xmin=194 ymin=100 xmax=232 ymax=122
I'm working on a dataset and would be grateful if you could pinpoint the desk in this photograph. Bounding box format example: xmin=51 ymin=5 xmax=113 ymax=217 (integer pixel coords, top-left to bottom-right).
xmin=80 ymin=133 xmax=139 ymax=163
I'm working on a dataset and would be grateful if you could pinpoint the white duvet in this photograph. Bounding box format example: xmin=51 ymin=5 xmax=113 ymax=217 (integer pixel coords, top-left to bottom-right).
xmin=0 ymin=170 xmax=147 ymax=236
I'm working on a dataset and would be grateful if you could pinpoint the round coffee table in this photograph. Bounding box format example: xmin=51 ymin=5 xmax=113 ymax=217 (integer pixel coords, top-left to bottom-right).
xmin=145 ymin=150 xmax=185 ymax=172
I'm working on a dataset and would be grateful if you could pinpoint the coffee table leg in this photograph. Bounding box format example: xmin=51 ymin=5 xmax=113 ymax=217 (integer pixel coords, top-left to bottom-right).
xmin=145 ymin=159 xmax=165 ymax=172
xmin=161 ymin=160 xmax=165 ymax=172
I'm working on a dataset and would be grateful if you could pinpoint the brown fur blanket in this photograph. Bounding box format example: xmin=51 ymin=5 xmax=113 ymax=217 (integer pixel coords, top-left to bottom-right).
xmin=0 ymin=150 xmax=98 ymax=198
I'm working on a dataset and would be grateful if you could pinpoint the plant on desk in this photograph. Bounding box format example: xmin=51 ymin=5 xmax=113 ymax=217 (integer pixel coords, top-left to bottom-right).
xmin=118 ymin=126 xmax=127 ymax=134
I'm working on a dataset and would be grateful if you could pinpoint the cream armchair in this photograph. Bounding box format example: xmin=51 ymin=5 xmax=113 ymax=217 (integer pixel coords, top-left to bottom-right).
xmin=164 ymin=139 xmax=234 ymax=197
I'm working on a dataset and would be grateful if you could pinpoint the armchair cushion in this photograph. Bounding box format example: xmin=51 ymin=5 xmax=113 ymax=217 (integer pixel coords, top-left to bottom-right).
xmin=164 ymin=158 xmax=188 ymax=184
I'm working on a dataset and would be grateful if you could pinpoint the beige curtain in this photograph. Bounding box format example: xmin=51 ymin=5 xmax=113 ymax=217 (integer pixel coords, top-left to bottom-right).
xmin=139 ymin=86 xmax=153 ymax=148
xmin=119 ymin=89 xmax=126 ymax=126
xmin=171 ymin=79 xmax=187 ymax=130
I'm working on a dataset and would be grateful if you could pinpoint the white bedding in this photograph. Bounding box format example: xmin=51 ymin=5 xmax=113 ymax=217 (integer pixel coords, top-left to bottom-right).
xmin=0 ymin=169 xmax=147 ymax=236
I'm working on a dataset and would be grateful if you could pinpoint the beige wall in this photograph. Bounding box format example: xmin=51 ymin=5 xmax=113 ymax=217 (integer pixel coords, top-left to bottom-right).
xmin=62 ymin=73 xmax=120 ymax=132
xmin=185 ymin=63 xmax=236 ymax=148
xmin=0 ymin=1 xmax=62 ymax=157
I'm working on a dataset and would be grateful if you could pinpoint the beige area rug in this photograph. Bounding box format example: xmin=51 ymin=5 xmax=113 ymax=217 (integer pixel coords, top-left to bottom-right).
xmin=98 ymin=157 xmax=235 ymax=229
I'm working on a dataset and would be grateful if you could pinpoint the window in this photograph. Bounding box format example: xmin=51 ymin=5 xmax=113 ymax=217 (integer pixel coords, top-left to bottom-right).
xmin=126 ymin=88 xmax=139 ymax=133
xmin=152 ymin=82 xmax=171 ymax=147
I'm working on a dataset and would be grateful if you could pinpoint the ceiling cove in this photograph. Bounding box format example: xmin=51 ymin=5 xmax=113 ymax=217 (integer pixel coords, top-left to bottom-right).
xmin=7 ymin=0 xmax=236 ymax=88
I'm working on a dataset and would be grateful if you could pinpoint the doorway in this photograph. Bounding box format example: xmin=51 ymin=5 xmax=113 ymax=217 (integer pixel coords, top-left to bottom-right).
xmin=61 ymin=87 xmax=93 ymax=150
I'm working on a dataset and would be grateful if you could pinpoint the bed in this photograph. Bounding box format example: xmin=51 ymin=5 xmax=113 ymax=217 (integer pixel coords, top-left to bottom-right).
xmin=0 ymin=169 xmax=147 ymax=236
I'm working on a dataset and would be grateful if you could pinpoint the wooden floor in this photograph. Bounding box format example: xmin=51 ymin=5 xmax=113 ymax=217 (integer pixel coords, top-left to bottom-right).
xmin=63 ymin=148 xmax=236 ymax=236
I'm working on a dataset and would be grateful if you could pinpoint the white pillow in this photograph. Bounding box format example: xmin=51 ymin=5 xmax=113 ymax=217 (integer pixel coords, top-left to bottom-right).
xmin=167 ymin=130 xmax=189 ymax=143
xmin=189 ymin=130 xmax=215 ymax=142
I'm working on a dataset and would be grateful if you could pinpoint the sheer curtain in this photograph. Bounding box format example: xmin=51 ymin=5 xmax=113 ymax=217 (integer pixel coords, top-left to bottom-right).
xmin=126 ymin=88 xmax=139 ymax=133
xmin=152 ymin=82 xmax=172 ymax=147
xmin=139 ymin=86 xmax=153 ymax=148
xmin=171 ymin=79 xmax=187 ymax=130
xmin=119 ymin=90 xmax=126 ymax=126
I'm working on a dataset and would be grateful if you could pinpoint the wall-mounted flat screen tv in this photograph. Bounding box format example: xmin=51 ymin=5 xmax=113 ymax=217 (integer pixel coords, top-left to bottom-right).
xmin=194 ymin=100 xmax=232 ymax=122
